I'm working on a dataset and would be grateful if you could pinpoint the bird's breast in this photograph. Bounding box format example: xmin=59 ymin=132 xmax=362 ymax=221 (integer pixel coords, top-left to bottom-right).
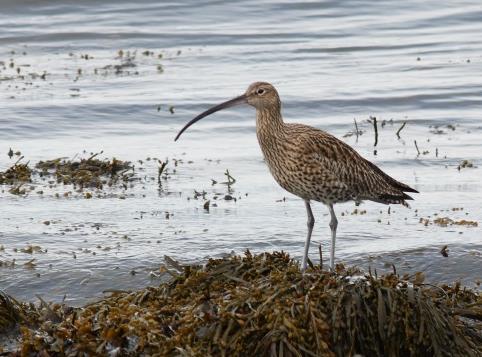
xmin=256 ymin=131 xmax=312 ymax=199
xmin=255 ymin=129 xmax=351 ymax=204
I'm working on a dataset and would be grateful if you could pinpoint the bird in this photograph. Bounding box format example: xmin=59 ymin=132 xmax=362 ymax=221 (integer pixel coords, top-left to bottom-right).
xmin=175 ymin=82 xmax=418 ymax=272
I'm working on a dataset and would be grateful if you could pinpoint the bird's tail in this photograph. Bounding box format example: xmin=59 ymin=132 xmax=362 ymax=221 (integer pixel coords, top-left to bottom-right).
xmin=364 ymin=184 xmax=417 ymax=206
xmin=362 ymin=159 xmax=418 ymax=206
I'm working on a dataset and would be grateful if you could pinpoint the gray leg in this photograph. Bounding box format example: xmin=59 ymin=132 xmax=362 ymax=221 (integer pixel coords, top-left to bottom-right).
xmin=301 ymin=200 xmax=315 ymax=272
xmin=328 ymin=204 xmax=338 ymax=271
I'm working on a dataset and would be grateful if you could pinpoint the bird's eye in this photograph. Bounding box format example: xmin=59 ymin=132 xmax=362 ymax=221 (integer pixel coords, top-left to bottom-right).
xmin=256 ymin=88 xmax=265 ymax=95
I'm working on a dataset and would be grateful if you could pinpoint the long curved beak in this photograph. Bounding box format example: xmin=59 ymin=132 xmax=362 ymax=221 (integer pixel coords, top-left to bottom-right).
xmin=174 ymin=94 xmax=247 ymax=141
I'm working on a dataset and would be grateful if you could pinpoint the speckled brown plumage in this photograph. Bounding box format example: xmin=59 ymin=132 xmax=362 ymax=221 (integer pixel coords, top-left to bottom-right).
xmin=175 ymin=81 xmax=418 ymax=272
xmin=256 ymin=106 xmax=416 ymax=207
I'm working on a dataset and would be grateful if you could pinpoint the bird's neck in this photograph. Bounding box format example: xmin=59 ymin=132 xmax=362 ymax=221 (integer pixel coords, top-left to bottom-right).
xmin=255 ymin=107 xmax=285 ymax=138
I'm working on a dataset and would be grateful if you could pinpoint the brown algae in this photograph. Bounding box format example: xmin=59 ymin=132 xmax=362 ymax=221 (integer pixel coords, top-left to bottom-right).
xmin=35 ymin=152 xmax=133 ymax=189
xmin=0 ymin=158 xmax=32 ymax=185
xmin=420 ymin=217 xmax=478 ymax=227
xmin=6 ymin=251 xmax=481 ymax=356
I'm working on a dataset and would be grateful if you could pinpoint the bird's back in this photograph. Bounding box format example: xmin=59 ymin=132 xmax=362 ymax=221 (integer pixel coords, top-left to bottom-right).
xmin=258 ymin=122 xmax=418 ymax=205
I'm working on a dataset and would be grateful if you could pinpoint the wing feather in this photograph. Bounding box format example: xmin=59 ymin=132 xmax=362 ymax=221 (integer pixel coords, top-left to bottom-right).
xmin=288 ymin=124 xmax=418 ymax=204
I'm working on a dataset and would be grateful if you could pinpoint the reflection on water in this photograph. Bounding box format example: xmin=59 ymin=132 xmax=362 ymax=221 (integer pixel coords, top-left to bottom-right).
xmin=0 ymin=0 xmax=481 ymax=304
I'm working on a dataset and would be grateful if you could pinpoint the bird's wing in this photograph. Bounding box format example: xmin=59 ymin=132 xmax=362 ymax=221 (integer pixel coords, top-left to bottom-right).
xmin=290 ymin=124 xmax=417 ymax=204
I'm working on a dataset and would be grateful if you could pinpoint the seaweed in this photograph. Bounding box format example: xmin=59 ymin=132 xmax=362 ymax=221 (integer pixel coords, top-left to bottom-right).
xmin=458 ymin=160 xmax=474 ymax=170
xmin=420 ymin=216 xmax=478 ymax=227
xmin=0 ymin=291 xmax=37 ymax=335
xmin=35 ymin=152 xmax=134 ymax=190
xmin=0 ymin=157 xmax=32 ymax=185
xmin=396 ymin=121 xmax=407 ymax=139
xmin=12 ymin=252 xmax=481 ymax=356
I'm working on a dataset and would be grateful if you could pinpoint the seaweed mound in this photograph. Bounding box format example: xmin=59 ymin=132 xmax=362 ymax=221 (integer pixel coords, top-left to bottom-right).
xmin=10 ymin=252 xmax=482 ymax=356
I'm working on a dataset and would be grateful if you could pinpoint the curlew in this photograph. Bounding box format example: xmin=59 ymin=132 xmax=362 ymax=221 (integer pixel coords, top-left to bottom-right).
xmin=175 ymin=82 xmax=418 ymax=271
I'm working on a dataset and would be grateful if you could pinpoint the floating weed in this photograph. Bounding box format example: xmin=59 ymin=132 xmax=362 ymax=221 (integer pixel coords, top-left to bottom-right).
xmin=440 ymin=245 xmax=449 ymax=257
xmin=158 ymin=160 xmax=168 ymax=183
xmin=35 ymin=152 xmax=134 ymax=190
xmin=350 ymin=208 xmax=367 ymax=215
xmin=0 ymin=157 xmax=32 ymax=185
xmin=1 ymin=151 xmax=187 ymax=198
xmin=458 ymin=160 xmax=475 ymax=170
xmin=8 ymin=184 xmax=27 ymax=195
xmin=420 ymin=217 xmax=478 ymax=227
xmin=23 ymin=259 xmax=37 ymax=270
xmin=203 ymin=200 xmax=210 ymax=211
xmin=19 ymin=245 xmax=45 ymax=254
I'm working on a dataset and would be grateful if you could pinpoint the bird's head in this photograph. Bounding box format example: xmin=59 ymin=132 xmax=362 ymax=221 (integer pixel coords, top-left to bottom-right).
xmin=245 ymin=82 xmax=280 ymax=110
xmin=174 ymin=81 xmax=280 ymax=141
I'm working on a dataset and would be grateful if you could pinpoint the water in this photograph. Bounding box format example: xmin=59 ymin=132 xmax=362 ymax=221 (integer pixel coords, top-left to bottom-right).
xmin=0 ymin=0 xmax=481 ymax=305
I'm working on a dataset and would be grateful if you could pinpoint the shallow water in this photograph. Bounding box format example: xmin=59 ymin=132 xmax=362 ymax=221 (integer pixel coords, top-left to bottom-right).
xmin=0 ymin=0 xmax=481 ymax=305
